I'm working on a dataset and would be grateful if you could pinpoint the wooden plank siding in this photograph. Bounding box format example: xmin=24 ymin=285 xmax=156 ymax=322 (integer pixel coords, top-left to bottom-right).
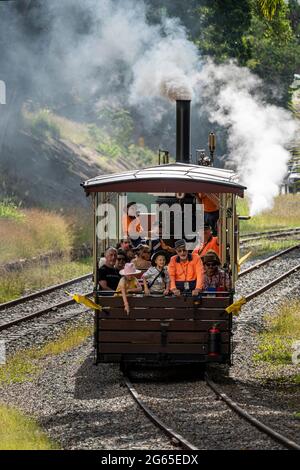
xmin=96 ymin=295 xmax=231 ymax=309
xmin=99 ymin=331 xmax=230 ymax=343
xmin=95 ymin=294 xmax=232 ymax=363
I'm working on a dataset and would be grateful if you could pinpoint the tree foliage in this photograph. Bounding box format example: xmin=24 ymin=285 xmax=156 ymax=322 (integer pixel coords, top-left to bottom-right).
xmin=257 ymin=0 xmax=285 ymax=20
xmin=189 ymin=0 xmax=300 ymax=107
xmin=195 ymin=0 xmax=252 ymax=63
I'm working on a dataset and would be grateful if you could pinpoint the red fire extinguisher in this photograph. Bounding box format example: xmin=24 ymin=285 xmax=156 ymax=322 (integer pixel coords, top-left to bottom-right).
xmin=208 ymin=323 xmax=221 ymax=357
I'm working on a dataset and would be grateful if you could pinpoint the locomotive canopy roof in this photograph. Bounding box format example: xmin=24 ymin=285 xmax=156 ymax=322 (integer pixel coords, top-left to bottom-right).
xmin=81 ymin=162 xmax=246 ymax=197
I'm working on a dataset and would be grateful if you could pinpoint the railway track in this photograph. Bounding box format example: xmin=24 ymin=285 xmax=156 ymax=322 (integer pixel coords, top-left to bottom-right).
xmin=121 ymin=250 xmax=300 ymax=451
xmin=124 ymin=370 xmax=300 ymax=450
xmin=124 ymin=375 xmax=198 ymax=450
xmin=240 ymin=227 xmax=300 ymax=245
xmin=0 ymin=238 xmax=299 ymax=449
xmin=0 ymin=272 xmax=93 ymax=346
xmin=205 ymin=375 xmax=300 ymax=451
xmin=0 ymin=244 xmax=299 ymax=342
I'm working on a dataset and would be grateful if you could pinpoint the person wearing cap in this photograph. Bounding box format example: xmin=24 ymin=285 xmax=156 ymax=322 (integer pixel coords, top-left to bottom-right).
xmin=115 ymin=262 xmax=142 ymax=314
xmin=193 ymin=225 xmax=220 ymax=258
xmin=142 ymin=251 xmax=170 ymax=296
xmin=168 ymin=240 xmax=204 ymax=296
xmin=122 ymin=202 xmax=144 ymax=247
xmin=202 ymin=250 xmax=231 ymax=292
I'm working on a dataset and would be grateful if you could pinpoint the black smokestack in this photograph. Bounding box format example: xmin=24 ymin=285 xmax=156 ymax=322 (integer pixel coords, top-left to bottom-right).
xmin=176 ymin=99 xmax=191 ymax=163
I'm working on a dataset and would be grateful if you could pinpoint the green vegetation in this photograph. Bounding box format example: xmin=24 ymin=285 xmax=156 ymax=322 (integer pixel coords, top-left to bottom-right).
xmin=187 ymin=0 xmax=300 ymax=107
xmin=240 ymin=239 xmax=299 ymax=258
xmin=0 ymin=321 xmax=93 ymax=385
xmin=0 ymin=199 xmax=24 ymax=221
xmin=0 ymin=257 xmax=91 ymax=303
xmin=29 ymin=109 xmax=61 ymax=140
xmin=237 ymin=194 xmax=300 ymax=233
xmin=0 ymin=207 xmax=72 ymax=264
xmin=253 ymin=300 xmax=300 ymax=384
xmin=24 ymin=106 xmax=156 ymax=168
xmin=148 ymin=1 xmax=300 ymax=107
xmin=0 ymin=322 xmax=92 ymax=449
xmin=0 ymin=202 xmax=94 ymax=303
xmin=0 ymin=405 xmax=57 ymax=450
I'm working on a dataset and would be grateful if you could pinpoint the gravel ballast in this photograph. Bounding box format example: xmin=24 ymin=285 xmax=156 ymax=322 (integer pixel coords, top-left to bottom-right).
xmin=0 ymin=248 xmax=299 ymax=449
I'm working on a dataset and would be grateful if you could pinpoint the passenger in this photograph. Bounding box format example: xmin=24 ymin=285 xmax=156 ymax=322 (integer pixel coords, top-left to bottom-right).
xmin=142 ymin=251 xmax=170 ymax=296
xmin=168 ymin=239 xmax=204 ymax=297
xmin=115 ymin=249 xmax=126 ymax=272
xmin=98 ymin=247 xmax=120 ymax=292
xmin=125 ymin=244 xmax=135 ymax=261
xmin=193 ymin=225 xmax=220 ymax=258
xmin=132 ymin=244 xmax=151 ymax=272
xmin=196 ymin=193 xmax=219 ymax=236
xmin=122 ymin=202 xmax=144 ymax=247
xmin=149 ymin=221 xmax=176 ymax=256
xmin=202 ymin=250 xmax=231 ymax=292
xmin=117 ymin=238 xmax=133 ymax=258
xmin=115 ymin=262 xmax=142 ymax=314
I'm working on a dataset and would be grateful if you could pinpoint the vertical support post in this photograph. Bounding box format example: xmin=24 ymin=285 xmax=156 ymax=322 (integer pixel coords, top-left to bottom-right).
xmin=103 ymin=192 xmax=109 ymax=253
xmin=232 ymin=195 xmax=239 ymax=284
xmin=93 ymin=192 xmax=99 ymax=291
xmin=93 ymin=192 xmax=99 ymax=364
xmin=219 ymin=194 xmax=227 ymax=267
xmin=227 ymin=194 xmax=235 ymax=280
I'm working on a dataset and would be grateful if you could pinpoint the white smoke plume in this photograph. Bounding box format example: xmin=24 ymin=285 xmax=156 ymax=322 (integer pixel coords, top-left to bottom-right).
xmin=129 ymin=18 xmax=199 ymax=104
xmin=196 ymin=60 xmax=297 ymax=215
xmin=1 ymin=0 xmax=297 ymax=215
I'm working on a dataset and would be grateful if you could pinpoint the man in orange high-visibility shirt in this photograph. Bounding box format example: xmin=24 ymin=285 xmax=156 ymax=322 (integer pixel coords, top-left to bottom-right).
xmin=197 ymin=193 xmax=219 ymax=235
xmin=122 ymin=202 xmax=144 ymax=247
xmin=193 ymin=225 xmax=220 ymax=258
xmin=168 ymin=239 xmax=204 ymax=297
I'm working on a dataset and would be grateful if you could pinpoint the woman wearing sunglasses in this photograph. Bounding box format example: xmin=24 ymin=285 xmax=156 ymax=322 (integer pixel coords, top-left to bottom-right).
xmin=202 ymin=250 xmax=231 ymax=292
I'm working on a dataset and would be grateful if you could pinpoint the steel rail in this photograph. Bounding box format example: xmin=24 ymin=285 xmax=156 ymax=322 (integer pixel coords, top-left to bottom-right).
xmin=240 ymin=228 xmax=300 ymax=244
xmin=0 ymin=291 xmax=93 ymax=332
xmin=239 ymin=244 xmax=300 ymax=278
xmin=240 ymin=227 xmax=300 ymax=238
xmin=206 ymin=375 xmax=300 ymax=451
xmin=124 ymin=374 xmax=199 ymax=451
xmin=0 ymin=273 xmax=92 ymax=311
xmin=244 ymin=263 xmax=300 ymax=302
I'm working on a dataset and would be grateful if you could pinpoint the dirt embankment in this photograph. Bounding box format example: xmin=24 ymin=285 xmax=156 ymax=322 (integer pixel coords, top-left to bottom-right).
xmin=0 ymin=131 xmax=137 ymax=209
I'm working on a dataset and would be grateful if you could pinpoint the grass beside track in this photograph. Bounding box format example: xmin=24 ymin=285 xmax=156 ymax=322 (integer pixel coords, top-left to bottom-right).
xmin=0 ymin=405 xmax=58 ymax=450
xmin=0 ymin=206 xmax=72 ymax=264
xmin=0 ymin=321 xmax=93 ymax=385
xmin=253 ymin=300 xmax=300 ymax=385
xmin=238 ymin=194 xmax=300 ymax=233
xmin=0 ymin=256 xmax=92 ymax=303
xmin=240 ymin=239 xmax=300 ymax=258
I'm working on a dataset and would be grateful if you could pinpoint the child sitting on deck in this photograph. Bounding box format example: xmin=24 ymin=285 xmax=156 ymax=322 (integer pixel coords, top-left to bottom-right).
xmin=115 ymin=262 xmax=142 ymax=314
